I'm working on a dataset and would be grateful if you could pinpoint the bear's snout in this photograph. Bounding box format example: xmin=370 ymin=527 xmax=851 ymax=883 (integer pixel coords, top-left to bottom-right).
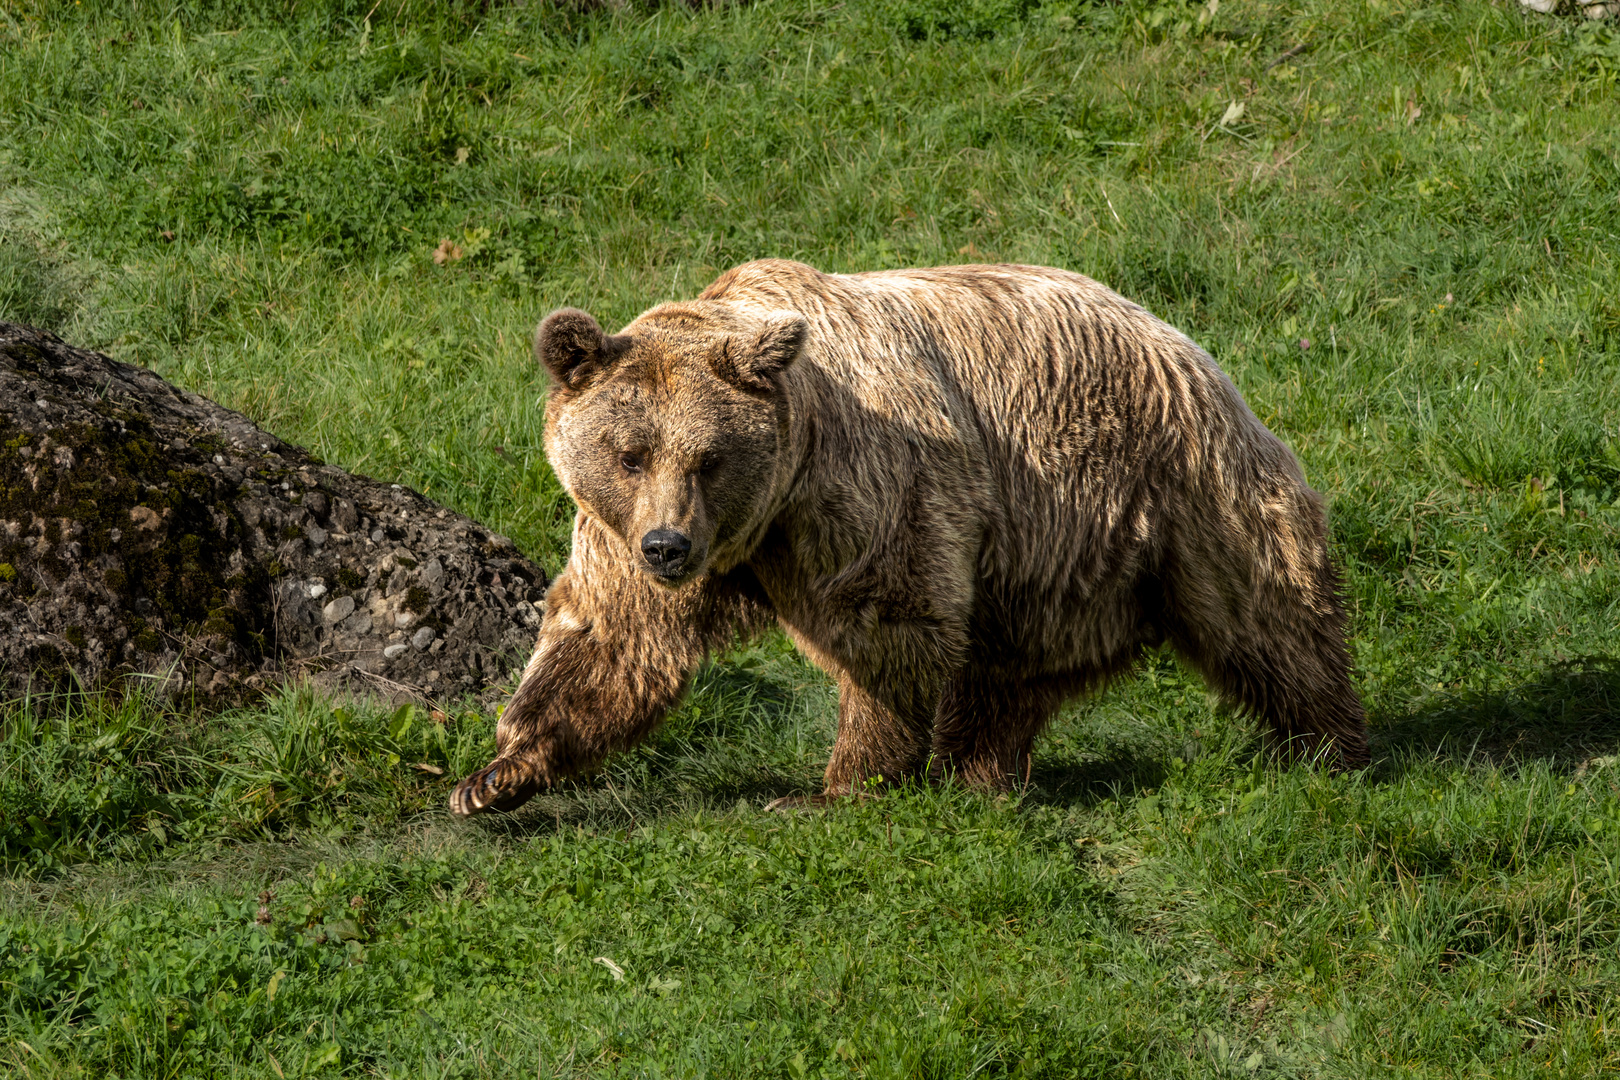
xmin=641 ymin=528 xmax=693 ymax=578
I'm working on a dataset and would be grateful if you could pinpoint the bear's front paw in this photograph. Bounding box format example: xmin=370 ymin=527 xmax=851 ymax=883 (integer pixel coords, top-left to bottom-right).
xmin=449 ymin=758 xmax=543 ymax=817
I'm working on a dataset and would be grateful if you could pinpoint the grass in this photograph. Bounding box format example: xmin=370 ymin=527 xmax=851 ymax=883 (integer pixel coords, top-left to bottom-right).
xmin=1 ymin=0 xmax=1619 ymax=1074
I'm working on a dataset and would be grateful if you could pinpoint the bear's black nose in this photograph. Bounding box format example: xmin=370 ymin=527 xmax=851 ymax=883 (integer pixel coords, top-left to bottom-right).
xmin=641 ymin=529 xmax=691 ymax=574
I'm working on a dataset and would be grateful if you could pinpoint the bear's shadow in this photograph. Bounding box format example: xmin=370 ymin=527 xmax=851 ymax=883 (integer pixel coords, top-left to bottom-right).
xmin=1026 ymin=745 xmax=1171 ymax=807
xmin=1367 ymin=655 xmax=1620 ymax=777
xmin=1024 ymin=655 xmax=1620 ymax=809
xmin=476 ymin=656 xmax=1620 ymax=839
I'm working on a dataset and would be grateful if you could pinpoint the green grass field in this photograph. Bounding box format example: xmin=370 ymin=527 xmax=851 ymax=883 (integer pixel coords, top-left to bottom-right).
xmin=3 ymin=0 xmax=1620 ymax=1074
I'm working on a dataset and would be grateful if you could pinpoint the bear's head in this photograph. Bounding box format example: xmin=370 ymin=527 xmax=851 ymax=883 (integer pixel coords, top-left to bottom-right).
xmin=535 ymin=303 xmax=805 ymax=586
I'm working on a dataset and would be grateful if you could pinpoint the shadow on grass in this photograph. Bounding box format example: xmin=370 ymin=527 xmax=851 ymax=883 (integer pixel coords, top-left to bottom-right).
xmin=1371 ymin=655 xmax=1620 ymax=776
xmin=1027 ymin=749 xmax=1171 ymax=808
xmin=472 ymin=656 xmax=1620 ymax=839
xmin=1020 ymin=656 xmax=1620 ymax=807
xmin=472 ymin=771 xmax=813 ymax=841
xmin=470 ymin=662 xmax=827 ymax=839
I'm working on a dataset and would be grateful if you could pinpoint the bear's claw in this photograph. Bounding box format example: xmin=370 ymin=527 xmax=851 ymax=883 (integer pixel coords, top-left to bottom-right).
xmin=449 ymin=759 xmax=541 ymax=817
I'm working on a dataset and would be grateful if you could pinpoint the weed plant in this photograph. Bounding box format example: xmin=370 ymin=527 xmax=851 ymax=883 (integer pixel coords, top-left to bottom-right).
xmin=1 ymin=0 xmax=1619 ymax=1075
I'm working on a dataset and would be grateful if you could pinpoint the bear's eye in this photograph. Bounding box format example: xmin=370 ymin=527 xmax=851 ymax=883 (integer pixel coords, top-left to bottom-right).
xmin=699 ymin=454 xmax=722 ymax=474
xmin=619 ymin=452 xmax=643 ymax=474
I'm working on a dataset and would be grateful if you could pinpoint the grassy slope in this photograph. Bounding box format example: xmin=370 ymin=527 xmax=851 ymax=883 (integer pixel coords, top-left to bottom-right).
xmin=1 ymin=0 xmax=1619 ymax=1075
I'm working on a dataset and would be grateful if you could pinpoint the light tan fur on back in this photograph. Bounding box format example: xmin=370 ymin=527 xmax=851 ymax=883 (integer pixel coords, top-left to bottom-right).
xmin=449 ymin=260 xmax=1366 ymax=816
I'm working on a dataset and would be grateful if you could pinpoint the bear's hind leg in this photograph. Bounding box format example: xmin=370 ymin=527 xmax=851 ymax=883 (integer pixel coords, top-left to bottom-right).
xmin=929 ymin=668 xmax=1066 ymax=791
xmin=1166 ymin=559 xmax=1369 ymax=768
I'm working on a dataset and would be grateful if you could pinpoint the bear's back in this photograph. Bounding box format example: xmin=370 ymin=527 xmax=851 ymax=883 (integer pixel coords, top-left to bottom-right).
xmin=700 ymin=258 xmax=1271 ymax=493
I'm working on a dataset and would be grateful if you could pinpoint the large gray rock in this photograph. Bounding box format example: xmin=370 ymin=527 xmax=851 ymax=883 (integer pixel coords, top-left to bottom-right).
xmin=0 ymin=322 xmax=546 ymax=701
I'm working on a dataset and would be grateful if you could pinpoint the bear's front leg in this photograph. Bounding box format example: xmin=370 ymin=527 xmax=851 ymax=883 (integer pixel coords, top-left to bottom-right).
xmin=763 ymin=560 xmax=972 ymax=803
xmin=820 ymin=674 xmax=939 ymax=795
xmin=450 ymin=517 xmax=763 ymax=816
xmin=447 ymin=588 xmax=681 ymax=816
xmin=813 ymin=609 xmax=968 ymax=797
xmin=768 ymin=672 xmax=940 ymax=812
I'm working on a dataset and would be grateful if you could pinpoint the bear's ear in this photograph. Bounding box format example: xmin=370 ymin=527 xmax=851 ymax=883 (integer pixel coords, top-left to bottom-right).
xmin=715 ymin=312 xmax=807 ymax=392
xmin=535 ymin=308 xmax=632 ymax=391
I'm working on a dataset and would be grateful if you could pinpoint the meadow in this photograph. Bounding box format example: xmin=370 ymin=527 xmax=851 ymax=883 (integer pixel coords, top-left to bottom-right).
xmin=2 ymin=0 xmax=1619 ymax=1074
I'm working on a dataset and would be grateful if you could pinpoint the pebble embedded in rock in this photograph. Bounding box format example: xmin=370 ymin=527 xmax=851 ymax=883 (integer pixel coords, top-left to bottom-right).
xmin=411 ymin=626 xmax=436 ymax=650
xmin=383 ymin=643 xmax=408 ymax=659
xmin=323 ymin=595 xmax=356 ymax=624
xmin=421 ymin=557 xmax=444 ymax=587
xmin=307 ymin=583 xmax=327 ymax=600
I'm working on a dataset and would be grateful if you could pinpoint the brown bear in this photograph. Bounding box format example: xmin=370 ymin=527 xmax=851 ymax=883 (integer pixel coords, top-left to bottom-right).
xmin=449 ymin=260 xmax=1367 ymax=816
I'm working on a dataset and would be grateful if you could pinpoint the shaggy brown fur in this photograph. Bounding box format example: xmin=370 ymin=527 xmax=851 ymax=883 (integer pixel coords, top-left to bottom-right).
xmin=449 ymin=260 xmax=1368 ymax=816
